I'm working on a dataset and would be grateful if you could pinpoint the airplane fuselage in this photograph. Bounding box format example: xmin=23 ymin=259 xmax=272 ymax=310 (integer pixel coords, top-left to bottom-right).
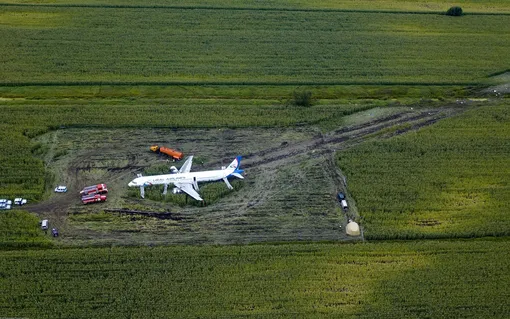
xmin=128 ymin=156 xmax=243 ymax=201
xmin=128 ymin=169 xmax=228 ymax=187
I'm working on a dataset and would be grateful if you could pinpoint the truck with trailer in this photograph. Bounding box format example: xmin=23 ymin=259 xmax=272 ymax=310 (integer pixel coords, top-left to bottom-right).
xmin=81 ymin=194 xmax=107 ymax=205
xmin=80 ymin=184 xmax=108 ymax=196
xmin=150 ymin=145 xmax=183 ymax=161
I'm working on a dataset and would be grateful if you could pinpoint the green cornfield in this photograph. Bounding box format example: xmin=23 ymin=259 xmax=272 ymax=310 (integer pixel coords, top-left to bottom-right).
xmin=0 ymin=0 xmax=509 ymax=317
xmin=338 ymin=104 xmax=510 ymax=240
xmin=1 ymin=3 xmax=509 ymax=85
xmin=1 ymin=239 xmax=509 ymax=318
xmin=2 ymin=0 xmax=510 ymax=13
xmin=0 ymin=211 xmax=52 ymax=248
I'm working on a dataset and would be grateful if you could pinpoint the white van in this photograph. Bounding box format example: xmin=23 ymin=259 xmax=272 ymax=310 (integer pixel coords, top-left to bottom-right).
xmin=14 ymin=198 xmax=27 ymax=205
xmin=0 ymin=199 xmax=12 ymax=205
xmin=54 ymin=186 xmax=68 ymax=193
xmin=341 ymin=200 xmax=348 ymax=210
xmin=41 ymin=219 xmax=49 ymax=230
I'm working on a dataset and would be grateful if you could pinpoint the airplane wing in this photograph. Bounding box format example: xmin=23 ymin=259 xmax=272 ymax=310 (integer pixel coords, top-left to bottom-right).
xmin=174 ymin=182 xmax=203 ymax=201
xmin=179 ymin=156 xmax=193 ymax=174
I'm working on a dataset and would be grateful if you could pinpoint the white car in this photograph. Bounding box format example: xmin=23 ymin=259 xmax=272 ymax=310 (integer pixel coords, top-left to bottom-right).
xmin=0 ymin=199 xmax=12 ymax=205
xmin=0 ymin=203 xmax=11 ymax=210
xmin=54 ymin=186 xmax=68 ymax=193
xmin=14 ymin=198 xmax=28 ymax=205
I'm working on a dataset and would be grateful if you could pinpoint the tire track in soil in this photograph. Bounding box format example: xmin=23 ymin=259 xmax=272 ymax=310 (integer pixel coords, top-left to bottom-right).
xmin=190 ymin=106 xmax=466 ymax=244
xmin=221 ymin=107 xmax=465 ymax=170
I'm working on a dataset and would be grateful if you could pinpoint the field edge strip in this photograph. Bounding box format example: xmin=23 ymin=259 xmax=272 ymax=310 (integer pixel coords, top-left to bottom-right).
xmin=1 ymin=3 xmax=510 ymax=15
xmin=0 ymin=81 xmax=482 ymax=87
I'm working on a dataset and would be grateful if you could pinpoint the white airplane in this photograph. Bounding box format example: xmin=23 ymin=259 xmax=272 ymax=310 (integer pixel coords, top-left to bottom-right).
xmin=128 ymin=156 xmax=244 ymax=201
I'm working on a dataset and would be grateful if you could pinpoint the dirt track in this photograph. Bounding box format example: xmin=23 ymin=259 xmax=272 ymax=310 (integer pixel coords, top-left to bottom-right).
xmin=27 ymin=105 xmax=466 ymax=245
xmin=240 ymin=107 xmax=459 ymax=168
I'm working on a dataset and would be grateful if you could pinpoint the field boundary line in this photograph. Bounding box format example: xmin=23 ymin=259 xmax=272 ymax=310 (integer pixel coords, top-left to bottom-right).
xmin=1 ymin=3 xmax=510 ymax=15
xmin=0 ymin=81 xmax=481 ymax=87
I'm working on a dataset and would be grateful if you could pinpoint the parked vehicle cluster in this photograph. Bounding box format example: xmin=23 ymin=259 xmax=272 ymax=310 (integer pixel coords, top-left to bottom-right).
xmin=0 ymin=197 xmax=28 ymax=210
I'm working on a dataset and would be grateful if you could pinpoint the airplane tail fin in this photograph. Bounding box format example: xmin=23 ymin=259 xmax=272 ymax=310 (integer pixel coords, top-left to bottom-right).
xmin=227 ymin=156 xmax=244 ymax=179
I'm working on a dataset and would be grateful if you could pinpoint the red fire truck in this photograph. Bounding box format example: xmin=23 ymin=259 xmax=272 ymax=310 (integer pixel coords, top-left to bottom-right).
xmin=80 ymin=184 xmax=108 ymax=196
xmin=81 ymin=194 xmax=107 ymax=205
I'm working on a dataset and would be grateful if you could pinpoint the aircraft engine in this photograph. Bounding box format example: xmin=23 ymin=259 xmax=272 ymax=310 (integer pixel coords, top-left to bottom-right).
xmin=172 ymin=187 xmax=182 ymax=194
xmin=170 ymin=166 xmax=178 ymax=173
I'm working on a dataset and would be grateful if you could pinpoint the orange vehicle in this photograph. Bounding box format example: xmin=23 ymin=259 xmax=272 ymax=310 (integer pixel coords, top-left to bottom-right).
xmin=150 ymin=145 xmax=183 ymax=161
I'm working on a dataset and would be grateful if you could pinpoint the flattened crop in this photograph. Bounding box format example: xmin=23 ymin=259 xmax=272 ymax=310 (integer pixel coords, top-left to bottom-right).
xmin=32 ymin=127 xmax=352 ymax=245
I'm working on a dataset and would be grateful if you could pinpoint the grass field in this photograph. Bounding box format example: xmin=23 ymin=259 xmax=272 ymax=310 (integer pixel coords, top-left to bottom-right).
xmin=1 ymin=0 xmax=509 ymax=316
xmin=2 ymin=0 xmax=509 ymax=203
xmin=337 ymin=103 xmax=510 ymax=240
xmin=1 ymin=4 xmax=509 ymax=85
xmin=0 ymin=211 xmax=52 ymax=248
xmin=2 ymin=0 xmax=510 ymax=13
xmin=1 ymin=239 xmax=509 ymax=318
xmin=1 ymin=0 xmax=508 ymax=240
xmin=0 ymin=99 xmax=374 ymax=201
xmin=0 ymin=84 xmax=476 ymax=100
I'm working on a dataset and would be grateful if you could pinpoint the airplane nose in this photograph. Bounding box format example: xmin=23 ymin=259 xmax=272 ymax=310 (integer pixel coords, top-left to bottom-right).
xmin=128 ymin=181 xmax=135 ymax=187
